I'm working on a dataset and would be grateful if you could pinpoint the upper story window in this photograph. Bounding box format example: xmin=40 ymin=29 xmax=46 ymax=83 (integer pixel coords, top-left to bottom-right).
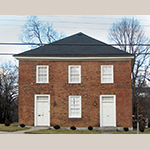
xmin=101 ymin=65 xmax=114 ymax=83
xmin=68 ymin=65 xmax=81 ymax=83
xmin=36 ymin=65 xmax=49 ymax=83
xmin=69 ymin=95 xmax=81 ymax=118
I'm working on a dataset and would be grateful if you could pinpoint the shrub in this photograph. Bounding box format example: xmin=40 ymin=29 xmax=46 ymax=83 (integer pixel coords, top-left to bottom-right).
xmin=4 ymin=119 xmax=10 ymax=126
xmin=70 ymin=126 xmax=76 ymax=130
xmin=88 ymin=126 xmax=93 ymax=130
xmin=139 ymin=124 xmax=145 ymax=132
xmin=123 ymin=127 xmax=129 ymax=132
xmin=54 ymin=125 xmax=60 ymax=130
xmin=20 ymin=124 xmax=25 ymax=128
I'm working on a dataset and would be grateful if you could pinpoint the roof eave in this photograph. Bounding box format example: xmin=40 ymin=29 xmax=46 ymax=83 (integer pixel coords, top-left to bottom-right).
xmin=14 ymin=56 xmax=135 ymax=61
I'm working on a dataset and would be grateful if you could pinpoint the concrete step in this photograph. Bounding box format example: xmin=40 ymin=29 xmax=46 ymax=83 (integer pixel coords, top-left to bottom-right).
xmin=93 ymin=127 xmax=123 ymax=132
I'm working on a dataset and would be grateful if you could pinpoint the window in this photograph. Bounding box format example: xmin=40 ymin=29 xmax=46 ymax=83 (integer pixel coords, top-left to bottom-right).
xmin=36 ymin=65 xmax=49 ymax=83
xmin=101 ymin=65 xmax=113 ymax=83
xmin=36 ymin=96 xmax=49 ymax=101
xmin=69 ymin=96 xmax=81 ymax=118
xmin=68 ymin=65 xmax=81 ymax=83
xmin=101 ymin=95 xmax=115 ymax=102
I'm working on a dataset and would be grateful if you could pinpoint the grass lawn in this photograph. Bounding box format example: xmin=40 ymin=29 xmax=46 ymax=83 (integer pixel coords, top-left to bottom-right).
xmin=25 ymin=129 xmax=102 ymax=134
xmin=25 ymin=128 xmax=150 ymax=134
xmin=0 ymin=124 xmax=29 ymax=132
xmin=113 ymin=128 xmax=150 ymax=134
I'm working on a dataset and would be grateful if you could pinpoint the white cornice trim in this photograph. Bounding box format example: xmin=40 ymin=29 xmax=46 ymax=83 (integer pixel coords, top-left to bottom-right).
xmin=14 ymin=56 xmax=134 ymax=61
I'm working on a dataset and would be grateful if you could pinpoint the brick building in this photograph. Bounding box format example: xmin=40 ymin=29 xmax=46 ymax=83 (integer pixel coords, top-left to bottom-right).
xmin=14 ymin=32 xmax=134 ymax=128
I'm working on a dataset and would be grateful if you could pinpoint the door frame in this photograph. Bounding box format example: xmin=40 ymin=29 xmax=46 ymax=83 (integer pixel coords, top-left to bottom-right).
xmin=34 ymin=94 xmax=50 ymax=126
xmin=100 ymin=95 xmax=116 ymax=127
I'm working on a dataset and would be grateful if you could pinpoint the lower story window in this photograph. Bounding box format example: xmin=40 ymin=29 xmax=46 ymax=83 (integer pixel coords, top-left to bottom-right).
xmin=69 ymin=95 xmax=81 ymax=118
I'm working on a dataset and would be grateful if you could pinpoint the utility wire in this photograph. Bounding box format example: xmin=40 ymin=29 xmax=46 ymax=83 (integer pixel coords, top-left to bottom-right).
xmin=0 ymin=53 xmax=15 ymax=55
xmin=1 ymin=43 xmax=150 ymax=56
xmin=1 ymin=52 xmax=150 ymax=55
xmin=0 ymin=43 xmax=41 ymax=45
xmin=1 ymin=43 xmax=150 ymax=46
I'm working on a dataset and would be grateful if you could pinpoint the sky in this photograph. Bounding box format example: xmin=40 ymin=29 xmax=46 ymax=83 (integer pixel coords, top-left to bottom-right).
xmin=1 ymin=15 xmax=150 ymax=63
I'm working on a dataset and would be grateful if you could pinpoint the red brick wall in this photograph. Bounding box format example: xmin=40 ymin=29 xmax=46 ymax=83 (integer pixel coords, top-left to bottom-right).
xmin=18 ymin=60 xmax=132 ymax=127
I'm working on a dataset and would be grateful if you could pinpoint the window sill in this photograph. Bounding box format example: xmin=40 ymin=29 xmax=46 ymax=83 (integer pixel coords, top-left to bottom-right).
xmin=69 ymin=116 xmax=82 ymax=118
xmin=101 ymin=82 xmax=114 ymax=84
xmin=36 ymin=82 xmax=50 ymax=84
xmin=68 ymin=82 xmax=81 ymax=84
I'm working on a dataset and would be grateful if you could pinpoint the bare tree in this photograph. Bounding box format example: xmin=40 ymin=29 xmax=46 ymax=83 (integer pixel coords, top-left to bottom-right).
xmin=0 ymin=61 xmax=18 ymax=123
xmin=108 ymin=17 xmax=150 ymax=116
xmin=19 ymin=15 xmax=66 ymax=46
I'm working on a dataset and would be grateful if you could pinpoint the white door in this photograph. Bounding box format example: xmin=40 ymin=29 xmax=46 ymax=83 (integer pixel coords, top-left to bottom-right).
xmin=35 ymin=95 xmax=50 ymax=126
xmin=100 ymin=95 xmax=116 ymax=127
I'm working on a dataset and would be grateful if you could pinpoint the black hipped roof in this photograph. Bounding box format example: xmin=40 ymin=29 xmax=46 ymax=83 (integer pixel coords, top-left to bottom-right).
xmin=14 ymin=32 xmax=134 ymax=57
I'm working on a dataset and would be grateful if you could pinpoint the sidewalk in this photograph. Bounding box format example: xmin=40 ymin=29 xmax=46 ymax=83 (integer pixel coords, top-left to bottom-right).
xmin=101 ymin=131 xmax=113 ymax=134
xmin=0 ymin=126 xmax=49 ymax=134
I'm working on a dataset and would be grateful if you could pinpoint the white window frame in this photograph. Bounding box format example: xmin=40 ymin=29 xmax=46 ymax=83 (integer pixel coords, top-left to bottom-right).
xmin=36 ymin=65 xmax=49 ymax=83
xmin=101 ymin=65 xmax=114 ymax=83
xmin=100 ymin=95 xmax=116 ymax=127
xmin=34 ymin=94 xmax=50 ymax=126
xmin=69 ymin=95 xmax=82 ymax=118
xmin=68 ymin=65 xmax=81 ymax=83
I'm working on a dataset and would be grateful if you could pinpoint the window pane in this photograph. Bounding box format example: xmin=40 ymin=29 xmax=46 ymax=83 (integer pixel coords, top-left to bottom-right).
xmin=38 ymin=74 xmax=47 ymax=82
xmin=70 ymin=67 xmax=79 ymax=74
xmin=38 ymin=67 xmax=47 ymax=74
xmin=37 ymin=96 xmax=48 ymax=101
xmin=102 ymin=96 xmax=114 ymax=101
xmin=70 ymin=75 xmax=79 ymax=82
xmin=103 ymin=67 xmax=111 ymax=74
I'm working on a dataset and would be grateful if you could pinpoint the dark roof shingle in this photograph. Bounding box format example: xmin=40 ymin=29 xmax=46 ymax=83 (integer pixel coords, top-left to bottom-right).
xmin=14 ymin=32 xmax=134 ymax=57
